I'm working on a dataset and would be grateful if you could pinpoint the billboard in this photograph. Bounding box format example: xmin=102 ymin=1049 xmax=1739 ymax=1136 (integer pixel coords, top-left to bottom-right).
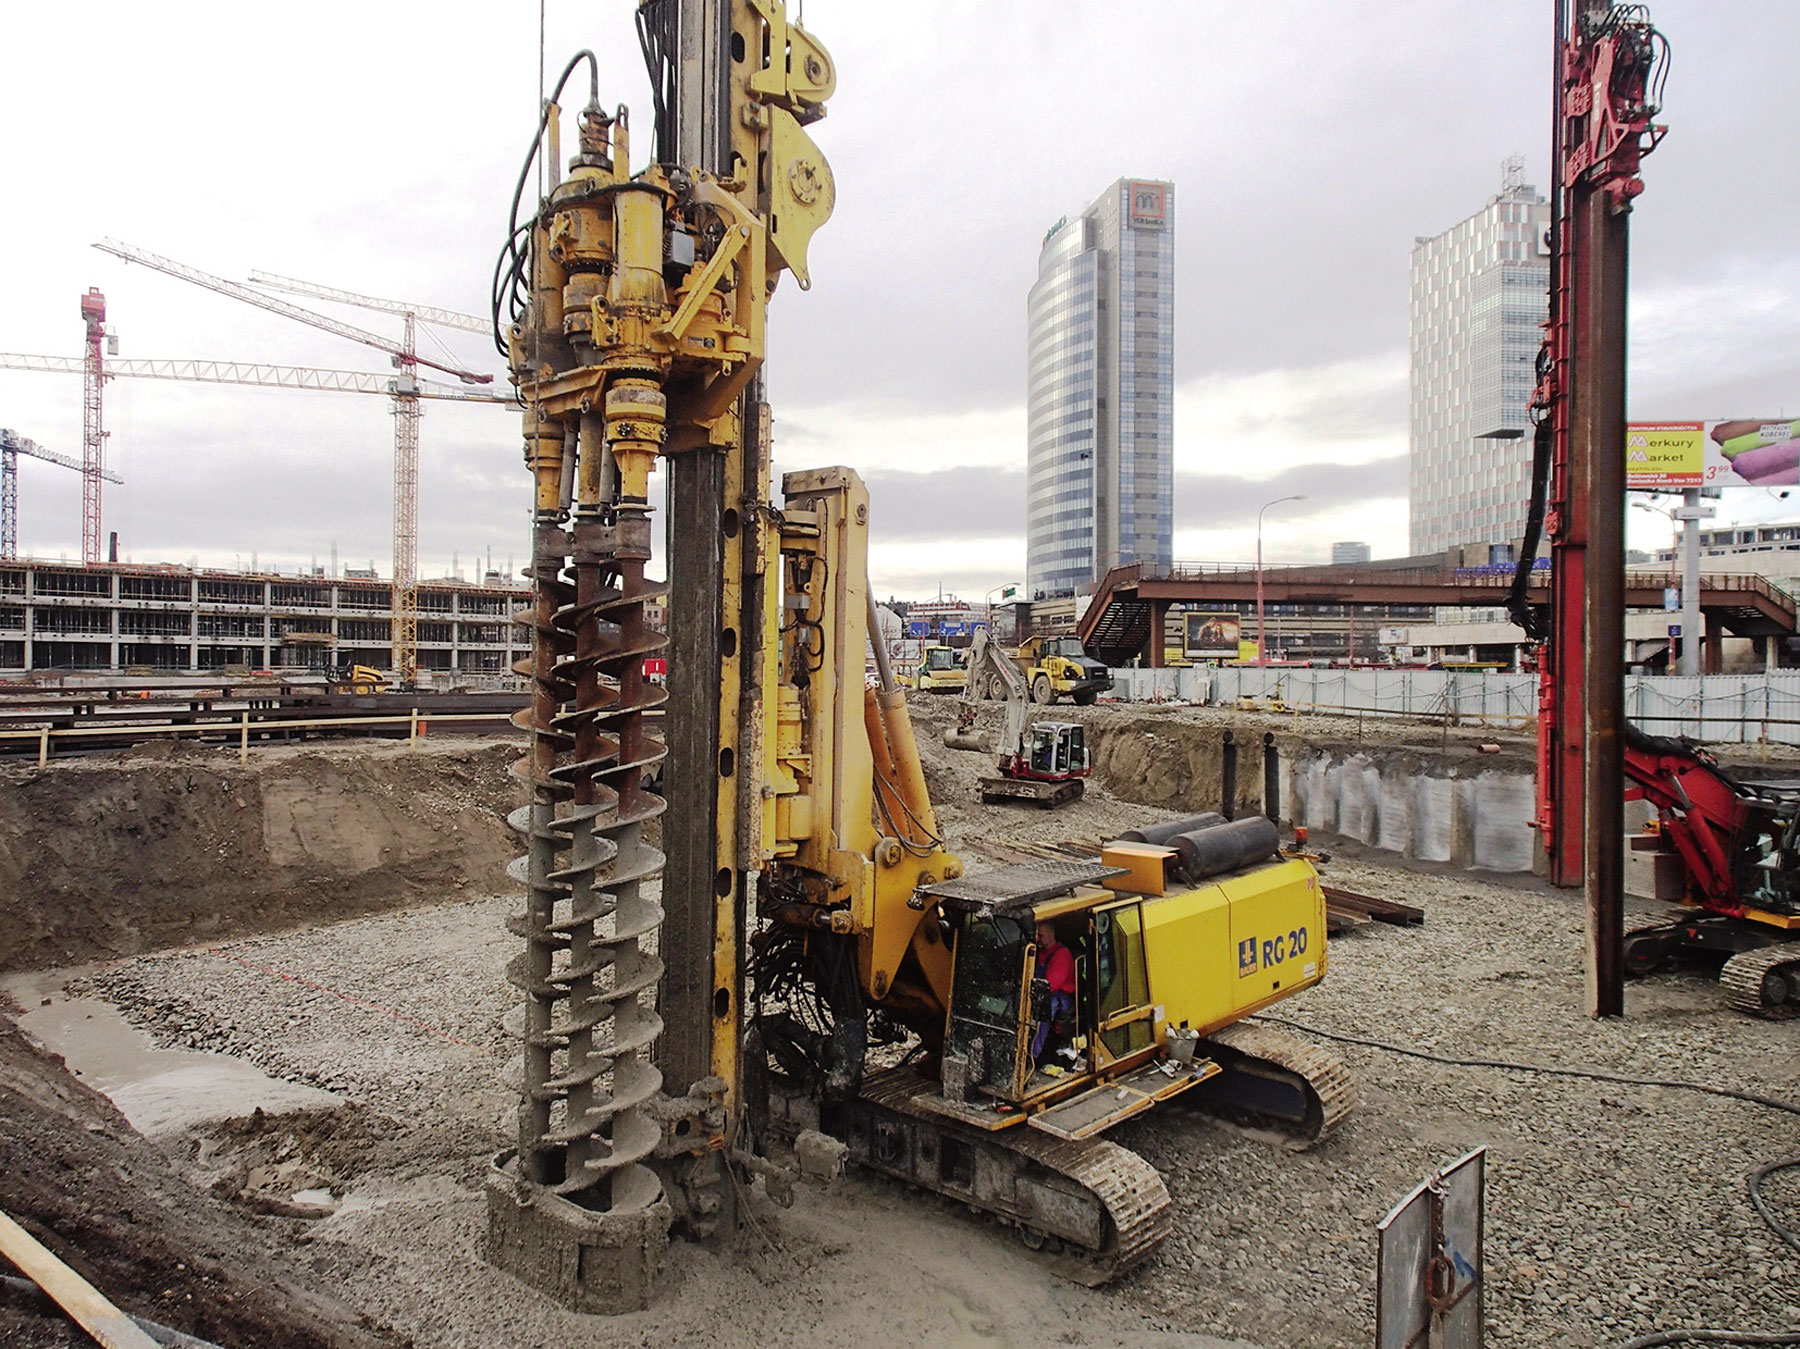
xmin=1185 ymin=612 xmax=1243 ymax=660
xmin=1628 ymin=418 xmax=1800 ymax=489
xmin=1129 ymin=181 xmax=1166 ymax=227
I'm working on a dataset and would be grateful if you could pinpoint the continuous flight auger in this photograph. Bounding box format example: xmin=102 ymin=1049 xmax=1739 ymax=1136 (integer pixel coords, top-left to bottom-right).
xmin=485 ymin=13 xmax=836 ymax=1308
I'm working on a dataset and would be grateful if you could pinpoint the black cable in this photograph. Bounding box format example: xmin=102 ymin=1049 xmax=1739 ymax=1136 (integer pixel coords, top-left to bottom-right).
xmin=1507 ymin=414 xmax=1553 ymax=639
xmin=1750 ymin=1159 xmax=1800 ymax=1257
xmin=636 ymin=0 xmax=678 ymax=164
xmin=1615 ymin=1334 xmax=1800 ymax=1348
xmin=1252 ymin=1014 xmax=1800 ymax=1116
xmin=490 ymin=50 xmax=601 ymax=358
xmin=1250 ymin=1017 xmax=1800 ymax=1348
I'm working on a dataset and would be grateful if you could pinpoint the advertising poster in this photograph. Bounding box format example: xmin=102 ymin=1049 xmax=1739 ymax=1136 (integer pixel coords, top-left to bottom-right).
xmin=1627 ymin=418 xmax=1800 ymax=489
xmin=1185 ymin=612 xmax=1242 ymax=659
xmin=1624 ymin=422 xmax=1704 ymax=488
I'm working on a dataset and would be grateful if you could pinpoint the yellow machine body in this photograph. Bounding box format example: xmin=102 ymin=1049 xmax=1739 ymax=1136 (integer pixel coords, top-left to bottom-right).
xmin=1010 ymin=635 xmax=1110 ymax=705
xmin=912 ymin=645 xmax=967 ymax=695
xmin=934 ymin=849 xmax=1326 ymax=1119
xmin=330 ymin=664 xmax=388 ymax=695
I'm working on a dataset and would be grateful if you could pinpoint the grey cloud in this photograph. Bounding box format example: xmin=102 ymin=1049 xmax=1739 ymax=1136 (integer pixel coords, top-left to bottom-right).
xmin=850 ymin=454 xmax=1408 ymax=546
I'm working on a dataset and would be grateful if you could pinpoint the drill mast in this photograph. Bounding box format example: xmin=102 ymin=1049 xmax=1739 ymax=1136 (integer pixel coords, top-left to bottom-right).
xmin=488 ymin=0 xmax=836 ymax=1308
xmin=1513 ymin=0 xmax=1666 ymax=1014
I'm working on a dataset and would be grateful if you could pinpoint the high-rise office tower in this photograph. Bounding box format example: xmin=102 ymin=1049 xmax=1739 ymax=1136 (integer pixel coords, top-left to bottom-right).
xmin=1026 ymin=178 xmax=1175 ymax=599
xmin=1408 ymin=161 xmax=1552 ymax=555
xmin=1331 ymin=541 xmax=1372 ymax=566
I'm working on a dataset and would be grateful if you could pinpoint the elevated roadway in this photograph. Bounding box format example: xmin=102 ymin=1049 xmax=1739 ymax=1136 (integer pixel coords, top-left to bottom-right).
xmin=1078 ymin=561 xmax=1798 ymax=670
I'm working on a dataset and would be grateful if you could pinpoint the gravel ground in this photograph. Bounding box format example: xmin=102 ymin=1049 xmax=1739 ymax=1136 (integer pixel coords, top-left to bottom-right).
xmin=1109 ymin=856 xmax=1800 ymax=1347
xmin=81 ymin=840 xmax=1800 ymax=1348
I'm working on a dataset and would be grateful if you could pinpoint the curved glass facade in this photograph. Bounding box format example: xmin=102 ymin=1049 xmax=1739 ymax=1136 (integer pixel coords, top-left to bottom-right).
xmin=1408 ymin=185 xmax=1551 ymax=554
xmin=1026 ymin=179 xmax=1175 ymax=599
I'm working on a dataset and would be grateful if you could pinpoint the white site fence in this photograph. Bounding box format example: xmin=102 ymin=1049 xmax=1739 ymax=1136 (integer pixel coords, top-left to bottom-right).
xmin=1108 ymin=665 xmax=1800 ymax=746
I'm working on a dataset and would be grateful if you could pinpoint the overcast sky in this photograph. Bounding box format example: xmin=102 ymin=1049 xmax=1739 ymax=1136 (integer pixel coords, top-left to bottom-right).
xmin=2 ymin=3 xmax=1795 ymax=599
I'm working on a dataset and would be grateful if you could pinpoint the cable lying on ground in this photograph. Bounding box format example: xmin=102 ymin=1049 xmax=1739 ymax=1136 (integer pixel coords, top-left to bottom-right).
xmin=1249 ymin=1014 xmax=1800 ymax=1349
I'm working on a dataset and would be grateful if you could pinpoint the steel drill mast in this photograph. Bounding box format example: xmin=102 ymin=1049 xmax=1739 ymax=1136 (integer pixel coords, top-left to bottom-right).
xmin=487 ymin=0 xmax=834 ymax=1309
xmin=1513 ymin=0 xmax=1667 ymax=1016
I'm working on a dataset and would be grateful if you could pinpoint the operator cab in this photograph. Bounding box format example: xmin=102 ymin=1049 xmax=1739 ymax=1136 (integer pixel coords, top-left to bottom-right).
xmin=923 ymin=646 xmax=959 ymax=672
xmin=938 ymin=879 xmax=1155 ymax=1108
xmin=1025 ymin=721 xmax=1087 ymax=778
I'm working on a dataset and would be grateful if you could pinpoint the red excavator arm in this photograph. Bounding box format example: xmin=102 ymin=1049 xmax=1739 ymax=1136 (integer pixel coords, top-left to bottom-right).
xmin=1622 ymin=727 xmax=1752 ymax=915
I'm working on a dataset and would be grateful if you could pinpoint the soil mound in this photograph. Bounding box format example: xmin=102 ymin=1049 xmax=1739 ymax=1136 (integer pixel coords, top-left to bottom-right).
xmin=0 ymin=1018 xmax=400 ymax=1348
xmin=0 ymin=740 xmax=519 ymax=973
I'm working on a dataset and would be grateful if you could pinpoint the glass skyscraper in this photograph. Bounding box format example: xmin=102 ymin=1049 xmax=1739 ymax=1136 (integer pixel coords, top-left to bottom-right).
xmin=1027 ymin=178 xmax=1175 ymax=598
xmin=1408 ymin=172 xmax=1552 ymax=555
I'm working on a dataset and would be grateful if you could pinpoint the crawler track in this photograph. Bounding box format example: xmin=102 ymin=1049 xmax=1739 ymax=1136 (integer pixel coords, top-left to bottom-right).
xmin=1721 ymin=944 xmax=1800 ymax=1019
xmin=833 ymin=1067 xmax=1172 ymax=1285
xmin=1196 ymin=1023 xmax=1357 ymax=1145
xmin=978 ymin=777 xmax=1085 ymax=808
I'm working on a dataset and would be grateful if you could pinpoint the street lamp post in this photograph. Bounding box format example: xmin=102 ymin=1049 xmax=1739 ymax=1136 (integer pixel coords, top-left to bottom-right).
xmin=1256 ymin=495 xmax=1306 ymax=666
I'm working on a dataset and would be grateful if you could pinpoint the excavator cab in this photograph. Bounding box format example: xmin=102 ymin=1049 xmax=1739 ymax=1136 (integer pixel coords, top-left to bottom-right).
xmin=1024 ymin=722 xmax=1087 ymax=778
xmin=940 ymin=892 xmax=1158 ymax=1108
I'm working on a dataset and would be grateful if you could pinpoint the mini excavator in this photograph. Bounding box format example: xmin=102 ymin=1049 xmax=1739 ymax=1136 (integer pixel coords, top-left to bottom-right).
xmin=966 ymin=626 xmax=1090 ymax=807
xmin=485 ymin=1 xmax=1351 ymax=1309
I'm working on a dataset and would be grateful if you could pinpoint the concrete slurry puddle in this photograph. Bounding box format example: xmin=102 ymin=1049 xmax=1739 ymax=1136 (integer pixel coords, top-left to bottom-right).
xmin=5 ymin=967 xmax=342 ymax=1139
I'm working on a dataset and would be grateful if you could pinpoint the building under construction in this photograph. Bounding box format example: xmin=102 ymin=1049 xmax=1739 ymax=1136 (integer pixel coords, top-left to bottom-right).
xmin=0 ymin=558 xmax=527 ymax=679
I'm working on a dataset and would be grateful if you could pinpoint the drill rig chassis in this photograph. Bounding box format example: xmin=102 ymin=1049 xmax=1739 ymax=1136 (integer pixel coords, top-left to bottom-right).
xmin=748 ymin=850 xmax=1355 ymax=1285
xmin=1618 ymin=725 xmax=1800 ymax=1017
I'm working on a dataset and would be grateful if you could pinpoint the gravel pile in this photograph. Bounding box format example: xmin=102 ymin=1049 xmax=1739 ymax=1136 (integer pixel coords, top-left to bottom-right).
xmin=80 ymin=836 xmax=1800 ymax=1346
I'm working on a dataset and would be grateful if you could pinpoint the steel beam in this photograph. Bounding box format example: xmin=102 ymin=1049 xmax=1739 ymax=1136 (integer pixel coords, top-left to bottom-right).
xmin=659 ymin=0 xmax=735 ymax=1097
xmin=1574 ymin=185 xmax=1630 ymax=1017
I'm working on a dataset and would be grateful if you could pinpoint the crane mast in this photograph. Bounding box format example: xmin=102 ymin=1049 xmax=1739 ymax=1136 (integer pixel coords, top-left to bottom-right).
xmin=1511 ymin=0 xmax=1667 ymax=1015
xmin=0 ymin=429 xmax=124 ymax=562
xmin=79 ymin=289 xmax=107 ymax=565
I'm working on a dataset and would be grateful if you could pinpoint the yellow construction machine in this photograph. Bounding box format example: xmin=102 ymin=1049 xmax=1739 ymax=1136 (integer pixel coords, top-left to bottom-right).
xmin=487 ymin=0 xmax=1351 ymax=1307
xmin=747 ymin=470 xmax=1353 ymax=1279
xmin=971 ymin=634 xmax=1111 ymax=706
xmin=327 ymin=663 xmax=388 ymax=695
xmin=910 ymin=643 xmax=967 ymax=694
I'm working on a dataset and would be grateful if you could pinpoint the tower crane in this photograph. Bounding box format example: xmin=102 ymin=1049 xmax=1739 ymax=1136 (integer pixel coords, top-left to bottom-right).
xmin=243 ymin=270 xmax=494 ymax=688
xmin=0 ymin=428 xmax=123 ymax=562
xmin=79 ymin=289 xmax=108 ymax=566
xmin=0 ymin=350 xmax=504 ymax=644
xmin=91 ymin=240 xmax=499 ymax=684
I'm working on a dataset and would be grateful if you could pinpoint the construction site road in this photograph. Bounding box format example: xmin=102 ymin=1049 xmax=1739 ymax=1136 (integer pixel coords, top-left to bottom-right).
xmin=4 ymin=724 xmax=1799 ymax=1345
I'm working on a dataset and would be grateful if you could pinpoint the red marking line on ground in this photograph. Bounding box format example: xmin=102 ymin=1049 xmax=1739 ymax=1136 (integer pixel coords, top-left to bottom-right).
xmin=205 ymin=947 xmax=493 ymax=1055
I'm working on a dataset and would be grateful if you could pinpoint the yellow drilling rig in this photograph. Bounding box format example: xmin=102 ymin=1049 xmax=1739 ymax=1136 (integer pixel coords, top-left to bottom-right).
xmin=486 ymin=1 xmax=1351 ymax=1310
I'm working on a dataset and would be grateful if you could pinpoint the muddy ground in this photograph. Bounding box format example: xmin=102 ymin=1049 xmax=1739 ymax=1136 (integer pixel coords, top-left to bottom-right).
xmin=0 ymin=738 xmax=518 ymax=973
xmin=1 ymin=716 xmax=1797 ymax=1346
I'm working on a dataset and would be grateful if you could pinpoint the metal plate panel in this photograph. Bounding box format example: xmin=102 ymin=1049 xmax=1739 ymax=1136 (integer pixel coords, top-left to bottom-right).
xmin=923 ymin=860 xmax=1124 ymax=914
xmin=1377 ymin=1147 xmax=1485 ymax=1349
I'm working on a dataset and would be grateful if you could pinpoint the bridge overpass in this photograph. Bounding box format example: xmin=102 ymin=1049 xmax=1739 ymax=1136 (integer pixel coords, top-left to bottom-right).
xmin=1077 ymin=561 xmax=1799 ymax=670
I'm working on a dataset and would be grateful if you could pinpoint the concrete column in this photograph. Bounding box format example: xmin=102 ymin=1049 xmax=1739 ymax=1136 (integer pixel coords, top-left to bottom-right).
xmin=1705 ymin=613 xmax=1724 ymax=674
xmin=1766 ymin=634 xmax=1780 ymax=671
xmin=1147 ymin=600 xmax=1168 ymax=668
